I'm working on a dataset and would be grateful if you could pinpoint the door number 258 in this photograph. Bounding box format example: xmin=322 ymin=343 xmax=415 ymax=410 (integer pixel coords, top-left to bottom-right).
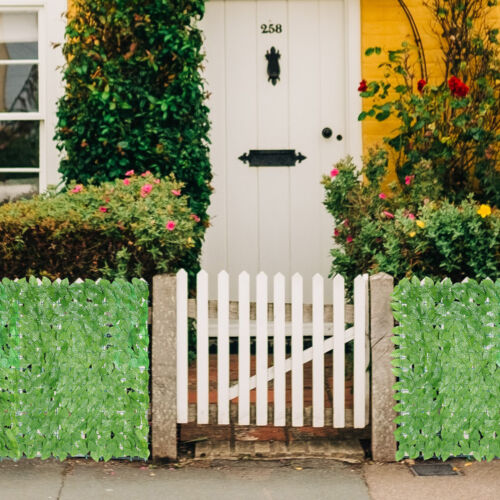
xmin=261 ymin=23 xmax=283 ymax=34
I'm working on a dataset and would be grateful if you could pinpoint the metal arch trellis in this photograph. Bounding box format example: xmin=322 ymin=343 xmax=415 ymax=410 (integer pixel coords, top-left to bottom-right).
xmin=397 ymin=0 xmax=429 ymax=82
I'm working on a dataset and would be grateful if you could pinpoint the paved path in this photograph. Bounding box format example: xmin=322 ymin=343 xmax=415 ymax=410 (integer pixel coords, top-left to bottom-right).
xmin=0 ymin=458 xmax=370 ymax=500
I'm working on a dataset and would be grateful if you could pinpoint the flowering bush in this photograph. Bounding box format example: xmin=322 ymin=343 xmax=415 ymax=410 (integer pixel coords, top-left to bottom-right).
xmin=322 ymin=154 xmax=500 ymax=285
xmin=0 ymin=173 xmax=202 ymax=282
xmin=358 ymin=0 xmax=499 ymax=205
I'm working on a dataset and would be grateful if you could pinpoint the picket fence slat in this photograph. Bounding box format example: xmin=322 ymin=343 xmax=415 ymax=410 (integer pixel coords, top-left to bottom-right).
xmin=256 ymin=272 xmax=268 ymax=426
xmin=353 ymin=274 xmax=368 ymax=428
xmin=273 ymin=273 xmax=286 ymax=426
xmin=176 ymin=269 xmax=189 ymax=423
xmin=333 ymin=274 xmax=345 ymax=428
xmin=180 ymin=269 xmax=369 ymax=429
xmin=238 ymin=272 xmax=251 ymax=425
xmin=291 ymin=273 xmax=304 ymax=427
xmin=196 ymin=270 xmax=209 ymax=424
xmin=217 ymin=271 xmax=230 ymax=425
xmin=312 ymin=274 xmax=324 ymax=427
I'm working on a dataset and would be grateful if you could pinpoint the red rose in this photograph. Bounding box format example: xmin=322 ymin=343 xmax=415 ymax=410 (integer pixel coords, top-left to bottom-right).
xmin=358 ymin=79 xmax=368 ymax=92
xmin=417 ymin=79 xmax=426 ymax=92
xmin=448 ymin=76 xmax=469 ymax=98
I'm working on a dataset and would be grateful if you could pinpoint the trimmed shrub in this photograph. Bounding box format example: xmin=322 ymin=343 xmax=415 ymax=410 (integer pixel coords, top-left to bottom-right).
xmin=55 ymin=0 xmax=211 ymax=274
xmin=322 ymin=155 xmax=500 ymax=285
xmin=0 ymin=173 xmax=202 ymax=282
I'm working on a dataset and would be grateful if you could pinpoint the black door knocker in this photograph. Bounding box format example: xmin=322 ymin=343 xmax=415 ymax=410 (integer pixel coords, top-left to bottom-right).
xmin=266 ymin=47 xmax=281 ymax=86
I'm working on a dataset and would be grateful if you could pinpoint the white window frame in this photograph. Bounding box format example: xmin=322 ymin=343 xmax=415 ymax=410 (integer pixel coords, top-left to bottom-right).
xmin=0 ymin=0 xmax=66 ymax=192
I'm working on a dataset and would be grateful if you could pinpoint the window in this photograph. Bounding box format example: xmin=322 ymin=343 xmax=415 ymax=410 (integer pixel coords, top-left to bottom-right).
xmin=0 ymin=0 xmax=65 ymax=202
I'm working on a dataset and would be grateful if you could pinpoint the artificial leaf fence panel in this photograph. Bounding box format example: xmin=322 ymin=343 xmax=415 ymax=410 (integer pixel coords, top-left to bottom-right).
xmin=392 ymin=277 xmax=500 ymax=461
xmin=0 ymin=277 xmax=149 ymax=461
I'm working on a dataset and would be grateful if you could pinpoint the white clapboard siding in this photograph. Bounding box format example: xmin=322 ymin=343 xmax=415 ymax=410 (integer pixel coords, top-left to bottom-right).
xmin=177 ymin=270 xmax=369 ymax=430
xmin=333 ymin=274 xmax=345 ymax=428
xmin=196 ymin=271 xmax=209 ymax=424
xmin=176 ymin=269 xmax=189 ymax=423
xmin=217 ymin=271 xmax=230 ymax=424
xmin=238 ymin=272 xmax=251 ymax=425
xmin=291 ymin=273 xmax=304 ymax=427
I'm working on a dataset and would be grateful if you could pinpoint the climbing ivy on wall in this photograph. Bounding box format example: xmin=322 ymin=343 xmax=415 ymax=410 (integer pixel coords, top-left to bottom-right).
xmin=56 ymin=0 xmax=212 ymax=273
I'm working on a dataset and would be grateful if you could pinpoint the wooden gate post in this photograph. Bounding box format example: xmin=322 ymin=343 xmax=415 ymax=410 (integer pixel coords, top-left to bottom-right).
xmin=152 ymin=274 xmax=177 ymax=461
xmin=369 ymin=273 xmax=397 ymax=462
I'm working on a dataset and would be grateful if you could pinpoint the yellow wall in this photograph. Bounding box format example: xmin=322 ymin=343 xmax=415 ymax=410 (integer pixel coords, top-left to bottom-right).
xmin=360 ymin=0 xmax=500 ymax=156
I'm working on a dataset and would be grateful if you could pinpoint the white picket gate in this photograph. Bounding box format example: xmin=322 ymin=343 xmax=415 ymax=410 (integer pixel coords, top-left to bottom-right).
xmin=175 ymin=270 xmax=370 ymax=429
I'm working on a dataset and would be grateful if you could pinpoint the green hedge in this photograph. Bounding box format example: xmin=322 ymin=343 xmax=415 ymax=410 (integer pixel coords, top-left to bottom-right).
xmin=391 ymin=277 xmax=500 ymax=461
xmin=0 ymin=173 xmax=202 ymax=282
xmin=0 ymin=277 xmax=149 ymax=461
xmin=55 ymin=0 xmax=211 ymax=275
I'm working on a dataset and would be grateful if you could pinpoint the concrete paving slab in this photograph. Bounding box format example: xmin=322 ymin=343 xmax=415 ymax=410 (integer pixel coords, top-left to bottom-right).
xmin=0 ymin=459 xmax=65 ymax=500
xmin=363 ymin=459 xmax=500 ymax=500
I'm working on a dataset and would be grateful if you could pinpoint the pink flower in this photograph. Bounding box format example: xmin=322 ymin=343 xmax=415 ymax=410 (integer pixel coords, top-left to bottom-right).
xmin=154 ymin=179 xmax=161 ymax=184
xmin=123 ymin=178 xmax=130 ymax=186
xmin=166 ymin=221 xmax=176 ymax=231
xmin=330 ymin=168 xmax=340 ymax=177
xmin=125 ymin=170 xmax=134 ymax=176
xmin=407 ymin=213 xmax=416 ymax=220
xmin=383 ymin=211 xmax=395 ymax=219
xmin=334 ymin=228 xmax=340 ymax=237
xmin=405 ymin=175 xmax=414 ymax=186
xmin=343 ymin=219 xmax=349 ymax=227
xmin=141 ymin=171 xmax=152 ymax=177
xmin=417 ymin=79 xmax=427 ymax=92
xmin=140 ymin=184 xmax=153 ymax=198
xmin=346 ymin=235 xmax=353 ymax=243
xmin=379 ymin=193 xmax=387 ymax=199
xmin=99 ymin=206 xmax=108 ymax=213
xmin=358 ymin=80 xmax=368 ymax=93
xmin=171 ymin=189 xmax=181 ymax=196
xmin=71 ymin=184 xmax=83 ymax=194
xmin=190 ymin=214 xmax=201 ymax=223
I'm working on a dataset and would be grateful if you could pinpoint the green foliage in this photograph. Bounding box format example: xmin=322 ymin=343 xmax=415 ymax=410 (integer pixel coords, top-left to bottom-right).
xmin=0 ymin=173 xmax=202 ymax=283
xmin=0 ymin=278 xmax=149 ymax=461
xmin=55 ymin=0 xmax=212 ymax=274
xmin=322 ymin=155 xmax=500 ymax=285
xmin=359 ymin=0 xmax=499 ymax=205
xmin=391 ymin=277 xmax=500 ymax=461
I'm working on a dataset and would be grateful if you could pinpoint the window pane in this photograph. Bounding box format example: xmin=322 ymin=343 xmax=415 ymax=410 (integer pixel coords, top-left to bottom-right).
xmin=0 ymin=172 xmax=38 ymax=203
xmin=0 ymin=13 xmax=38 ymax=59
xmin=0 ymin=64 xmax=38 ymax=112
xmin=0 ymin=121 xmax=39 ymax=168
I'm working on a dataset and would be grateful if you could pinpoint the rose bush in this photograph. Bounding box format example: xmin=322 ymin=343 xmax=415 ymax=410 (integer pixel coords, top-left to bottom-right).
xmin=0 ymin=173 xmax=202 ymax=282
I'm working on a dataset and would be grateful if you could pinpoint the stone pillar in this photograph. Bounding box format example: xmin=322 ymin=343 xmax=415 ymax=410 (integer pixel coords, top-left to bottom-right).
xmin=152 ymin=274 xmax=177 ymax=461
xmin=369 ymin=273 xmax=396 ymax=462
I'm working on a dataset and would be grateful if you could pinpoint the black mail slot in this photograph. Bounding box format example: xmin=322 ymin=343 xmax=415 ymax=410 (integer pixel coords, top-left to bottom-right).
xmin=238 ymin=149 xmax=306 ymax=167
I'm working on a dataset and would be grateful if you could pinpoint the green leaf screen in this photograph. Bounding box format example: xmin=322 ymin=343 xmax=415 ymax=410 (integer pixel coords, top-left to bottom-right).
xmin=391 ymin=277 xmax=499 ymax=461
xmin=0 ymin=277 xmax=149 ymax=461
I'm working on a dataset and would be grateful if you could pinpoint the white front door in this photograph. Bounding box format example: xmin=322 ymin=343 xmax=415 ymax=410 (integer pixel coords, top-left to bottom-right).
xmin=200 ymin=0 xmax=361 ymax=300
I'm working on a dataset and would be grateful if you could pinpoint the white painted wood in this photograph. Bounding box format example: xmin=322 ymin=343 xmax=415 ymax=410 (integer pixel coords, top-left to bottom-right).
xmin=196 ymin=270 xmax=209 ymax=424
xmin=176 ymin=269 xmax=189 ymax=424
xmin=228 ymin=325 xmax=355 ymax=400
xmin=217 ymin=271 xmax=230 ymax=424
xmin=256 ymin=272 xmax=268 ymax=425
xmin=353 ymin=274 xmax=368 ymax=428
xmin=199 ymin=1 xmax=227 ymax=296
xmin=291 ymin=272 xmax=303 ymax=426
xmin=200 ymin=0 xmax=358 ymax=301
xmin=312 ymin=274 xmax=324 ymax=427
xmin=333 ymin=274 xmax=345 ymax=427
xmin=238 ymin=271 xmax=251 ymax=425
xmin=273 ymin=272 xmax=286 ymax=426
